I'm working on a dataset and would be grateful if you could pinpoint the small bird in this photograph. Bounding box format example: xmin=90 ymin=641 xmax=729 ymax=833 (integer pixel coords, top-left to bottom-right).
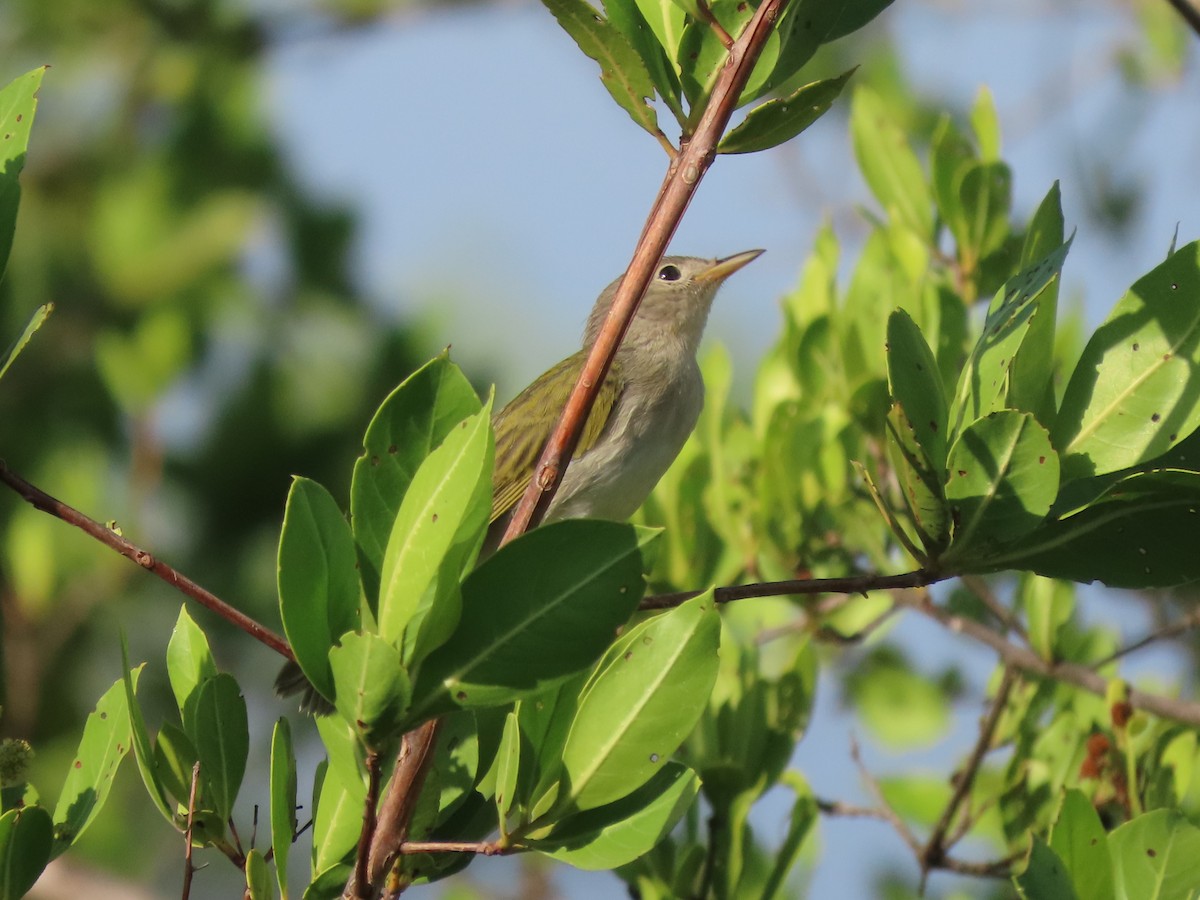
xmin=277 ymin=250 xmax=762 ymax=711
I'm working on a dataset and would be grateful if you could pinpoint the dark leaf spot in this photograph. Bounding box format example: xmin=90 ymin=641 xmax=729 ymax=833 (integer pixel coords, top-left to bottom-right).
xmin=1147 ymin=847 xmax=1157 ymax=857
xmin=1132 ymin=342 xmax=1140 ymax=351
xmin=456 ymin=690 xmax=467 ymax=701
xmin=1151 ymin=413 xmax=1161 ymax=423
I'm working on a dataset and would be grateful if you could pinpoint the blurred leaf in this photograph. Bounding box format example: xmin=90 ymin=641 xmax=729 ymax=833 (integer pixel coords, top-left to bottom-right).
xmin=719 ymin=68 xmax=854 ymax=155
xmin=120 ymin=643 xmax=174 ymax=827
xmin=541 ymin=0 xmax=662 ymax=138
xmin=559 ymin=591 xmax=719 ymax=812
xmin=50 ymin=675 xmax=136 ymax=857
xmin=165 ymin=606 xmax=218 ymax=725
xmin=278 ymin=477 xmax=362 ymax=706
xmin=1050 ymin=789 xmax=1114 ymax=900
xmin=1015 ymin=837 xmax=1078 ymax=900
xmin=950 ymin=239 xmax=1072 ymax=433
xmin=408 ymin=521 xmax=654 ymax=720
xmin=970 ymin=86 xmax=1001 ymax=161
xmin=850 ymin=85 xmax=933 ymax=240
xmin=0 ymin=806 xmax=52 ymax=899
xmin=192 ymin=673 xmax=248 ymax=823
xmin=329 ymin=632 xmax=410 ymax=747
xmin=351 ymin=353 xmax=481 ymax=602
xmin=494 ymin=710 xmax=521 ymax=829
xmin=533 ymin=762 xmax=699 ymax=868
xmin=1109 ymin=809 xmax=1200 ymax=900
xmin=1055 ymin=241 xmax=1200 ymax=481
xmin=246 ymin=848 xmax=274 ymax=900
xmin=1020 ymin=575 xmax=1073 ymax=661
xmin=0 ymin=67 xmax=46 ymax=284
xmin=944 ymin=411 xmax=1059 ymax=562
xmin=761 ymin=772 xmax=818 ymax=899
xmin=377 ymin=400 xmax=492 ymax=653
xmin=94 ymin=307 xmax=192 ymax=413
xmin=270 ymin=717 xmax=296 ymax=900
xmin=956 ymin=162 xmax=1012 ymax=268
xmin=0 ymin=303 xmax=51 ymax=382
xmin=153 ymin=722 xmax=198 ymax=809
xmin=848 ymin=648 xmax=949 ymax=749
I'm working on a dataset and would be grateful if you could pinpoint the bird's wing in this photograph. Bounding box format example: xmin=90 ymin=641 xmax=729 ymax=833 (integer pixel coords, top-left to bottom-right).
xmin=489 ymin=352 xmax=625 ymax=523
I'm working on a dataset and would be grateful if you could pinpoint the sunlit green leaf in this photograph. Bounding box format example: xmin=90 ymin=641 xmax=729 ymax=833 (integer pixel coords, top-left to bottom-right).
xmin=0 ymin=67 xmax=46 ymax=284
xmin=1015 ymin=837 xmax=1078 ymax=900
xmin=1050 ymin=789 xmax=1114 ymax=900
xmin=0 ymin=303 xmax=51 ymax=382
xmin=329 ymin=632 xmax=410 ymax=747
xmin=1109 ymin=809 xmax=1200 ymax=900
xmin=165 ymin=606 xmax=218 ymax=725
xmin=850 ymin=85 xmax=933 ymax=239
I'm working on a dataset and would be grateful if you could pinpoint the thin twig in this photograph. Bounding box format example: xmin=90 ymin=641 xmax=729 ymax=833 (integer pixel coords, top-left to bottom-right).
xmin=850 ymin=737 xmax=923 ymax=858
xmin=640 ymin=568 xmax=942 ymax=610
xmin=816 ymin=797 xmax=895 ymax=820
xmin=1164 ymin=0 xmax=1200 ymax=39
xmin=0 ymin=461 xmax=293 ymax=661
xmin=960 ymin=574 xmax=1027 ymax=641
xmin=500 ymin=0 xmax=790 ymax=543
xmin=182 ymin=762 xmax=201 ymax=900
xmin=396 ymin=840 xmax=508 ymax=855
xmin=351 ymin=752 xmax=383 ymax=900
xmin=1093 ymin=604 xmax=1200 ymax=667
xmin=920 ymin=667 xmax=1018 ymax=889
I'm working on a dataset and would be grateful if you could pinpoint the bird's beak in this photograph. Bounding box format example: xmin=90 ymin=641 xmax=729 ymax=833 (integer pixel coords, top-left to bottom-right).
xmin=695 ymin=248 xmax=765 ymax=284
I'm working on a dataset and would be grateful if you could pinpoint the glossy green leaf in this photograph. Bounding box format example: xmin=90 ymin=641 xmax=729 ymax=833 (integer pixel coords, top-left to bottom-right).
xmin=119 ymin=639 xmax=173 ymax=826
xmin=246 ymin=848 xmax=274 ymax=900
xmin=799 ymin=0 xmax=895 ymax=43
xmin=533 ymin=761 xmax=699 ymax=869
xmin=541 ymin=0 xmax=662 ymax=137
xmin=51 ymin=675 xmax=136 ymax=857
xmin=558 ymin=591 xmax=719 ymax=812
xmin=270 ymin=718 xmax=296 ymax=900
xmin=0 ymin=806 xmax=52 ymax=899
xmin=1015 ymin=837 xmax=1079 ymax=900
xmin=677 ymin=0 xmax=780 ymax=110
xmin=519 ymin=675 xmax=588 ymax=818
xmin=192 ymin=673 xmax=249 ymax=822
xmin=944 ymin=411 xmax=1059 ymax=561
xmin=957 ymin=161 xmax=1012 ymax=264
xmin=995 ymin=496 xmax=1200 ymax=588
xmin=631 ymin=0 xmax=686 ymax=61
xmin=1050 ymin=789 xmax=1114 ymax=900
xmin=408 ymin=521 xmax=654 ymax=721
xmin=604 ymin=0 xmax=685 ymax=124
xmin=850 ymin=85 xmax=933 ymax=239
xmin=165 ymin=606 xmax=217 ymax=725
xmin=351 ymin=354 xmax=481 ymax=601
xmin=719 ymin=69 xmax=854 ymax=155
xmin=494 ymin=710 xmax=521 ymax=828
xmin=1008 ymin=182 xmax=1065 ymax=420
xmin=0 ymin=67 xmax=46 ymax=284
xmin=1109 ymin=809 xmax=1200 ymax=900
xmin=950 ymin=239 xmax=1072 ymax=433
xmin=153 ymin=721 xmax=198 ymax=809
xmin=312 ymin=762 xmax=365 ymax=875
xmin=329 ymin=631 xmax=410 ymax=747
xmin=1055 ymin=241 xmax=1200 ymax=481
xmin=278 ymin=477 xmax=361 ymax=705
xmin=0 ymin=303 xmax=51 ymax=382
xmin=377 ymin=400 xmax=492 ymax=650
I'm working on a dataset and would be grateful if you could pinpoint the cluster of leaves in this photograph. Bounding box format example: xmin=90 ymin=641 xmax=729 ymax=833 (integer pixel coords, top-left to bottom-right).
xmin=542 ymin=0 xmax=893 ymax=151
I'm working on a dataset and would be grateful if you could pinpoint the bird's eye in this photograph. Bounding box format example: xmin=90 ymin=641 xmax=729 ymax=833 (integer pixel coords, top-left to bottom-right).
xmin=657 ymin=264 xmax=682 ymax=282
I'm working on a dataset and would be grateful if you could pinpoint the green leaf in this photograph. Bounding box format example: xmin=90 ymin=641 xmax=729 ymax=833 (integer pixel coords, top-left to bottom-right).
xmin=944 ymin=411 xmax=1059 ymax=562
xmin=119 ymin=639 xmax=173 ymax=827
xmin=408 ymin=521 xmax=654 ymax=721
xmin=631 ymin=0 xmax=686 ymax=61
xmin=604 ymin=0 xmax=685 ymax=124
xmin=0 ymin=806 xmax=52 ymax=899
xmin=51 ymin=676 xmax=136 ymax=857
xmin=1015 ymin=837 xmax=1079 ymax=900
xmin=377 ymin=400 xmax=493 ymax=652
xmin=887 ymin=308 xmax=949 ymax=466
xmin=192 ymin=673 xmax=249 ymax=822
xmin=533 ymin=761 xmax=699 ymax=869
xmin=761 ymin=773 xmax=818 ymax=900
xmin=246 ymin=848 xmax=274 ymax=900
xmin=718 ymin=69 xmax=854 ymax=155
xmin=153 ymin=721 xmax=198 ymax=809
xmin=847 ymin=647 xmax=949 ymax=749
xmin=270 ymin=718 xmax=297 ymax=900
xmin=970 ymin=85 xmax=1001 ymax=161
xmin=541 ymin=0 xmax=662 ymax=138
xmin=1109 ymin=809 xmax=1200 ymax=900
xmin=312 ymin=761 xmax=364 ymax=875
xmin=930 ymin=115 xmax=975 ymax=246
xmin=995 ymin=495 xmax=1200 ymax=589
xmin=1008 ymin=182 xmax=1065 ymax=421
xmin=677 ymin=0 xmax=781 ymax=111
xmin=1021 ymin=575 xmax=1074 ymax=661
xmin=957 ymin=161 xmax=1012 ymax=265
xmin=558 ymin=591 xmax=720 ymax=812
xmin=950 ymin=238 xmax=1072 ymax=433
xmin=494 ymin=710 xmax=521 ymax=829
xmin=350 ymin=354 xmax=481 ymax=602
xmin=850 ymin=85 xmax=933 ymax=239
xmin=0 ymin=67 xmax=46 ymax=285
xmin=328 ymin=632 xmax=411 ymax=747
xmin=1055 ymin=241 xmax=1200 ymax=481
xmin=278 ymin=477 xmax=362 ymax=706
xmin=166 ymin=606 xmax=218 ymax=724
xmin=1050 ymin=789 xmax=1114 ymax=900
xmin=0 ymin=303 xmax=51 ymax=382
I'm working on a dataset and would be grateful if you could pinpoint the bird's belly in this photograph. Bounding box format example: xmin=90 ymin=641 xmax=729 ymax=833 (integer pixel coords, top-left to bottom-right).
xmin=546 ymin=378 xmax=702 ymax=523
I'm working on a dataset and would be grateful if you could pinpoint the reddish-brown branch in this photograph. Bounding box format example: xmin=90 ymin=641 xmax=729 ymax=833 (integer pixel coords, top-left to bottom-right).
xmin=0 ymin=461 xmax=293 ymax=661
xmin=351 ymin=752 xmax=383 ymax=899
xmin=182 ymin=762 xmax=201 ymax=900
xmin=500 ymin=0 xmax=789 ymax=545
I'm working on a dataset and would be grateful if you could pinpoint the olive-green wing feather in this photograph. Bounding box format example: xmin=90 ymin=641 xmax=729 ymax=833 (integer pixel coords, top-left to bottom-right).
xmin=490 ymin=352 xmax=625 ymax=522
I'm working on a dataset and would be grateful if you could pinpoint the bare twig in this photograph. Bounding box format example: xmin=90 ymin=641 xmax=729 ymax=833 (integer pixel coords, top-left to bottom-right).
xmin=501 ymin=0 xmax=789 ymax=543
xmin=350 ymin=752 xmax=383 ymax=899
xmin=1164 ymin=0 xmax=1200 ymax=39
xmin=816 ymin=797 xmax=895 ymax=820
xmin=850 ymin=737 xmax=923 ymax=858
xmin=1093 ymin=603 xmax=1200 ymax=667
xmin=920 ymin=667 xmax=1018 ymax=889
xmin=640 ymin=568 xmax=943 ymax=610
xmin=960 ymin=574 xmax=1027 ymax=641
xmin=0 ymin=461 xmax=293 ymax=661
xmin=396 ymin=840 xmax=508 ymax=855
xmin=182 ymin=762 xmax=201 ymax=900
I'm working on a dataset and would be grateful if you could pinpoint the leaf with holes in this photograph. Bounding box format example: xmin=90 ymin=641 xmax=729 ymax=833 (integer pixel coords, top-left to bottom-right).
xmin=1055 ymin=241 xmax=1200 ymax=481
